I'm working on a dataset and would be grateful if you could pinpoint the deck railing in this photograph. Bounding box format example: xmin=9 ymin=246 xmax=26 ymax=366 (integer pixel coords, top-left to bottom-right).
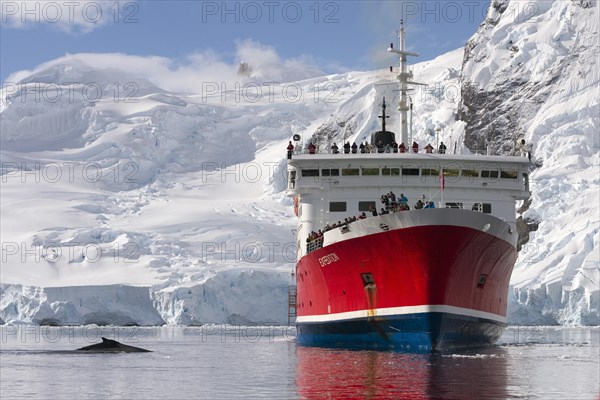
xmin=289 ymin=146 xmax=529 ymax=158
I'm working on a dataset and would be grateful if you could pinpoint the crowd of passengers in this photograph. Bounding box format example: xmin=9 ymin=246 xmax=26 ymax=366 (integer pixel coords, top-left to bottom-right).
xmin=306 ymin=192 xmax=436 ymax=252
xmin=287 ymin=141 xmax=447 ymax=158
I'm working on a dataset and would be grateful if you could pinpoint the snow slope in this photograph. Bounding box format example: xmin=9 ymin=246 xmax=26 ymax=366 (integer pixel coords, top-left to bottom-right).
xmin=458 ymin=0 xmax=599 ymax=325
xmin=0 ymin=58 xmax=390 ymax=325
xmin=1 ymin=0 xmax=598 ymax=326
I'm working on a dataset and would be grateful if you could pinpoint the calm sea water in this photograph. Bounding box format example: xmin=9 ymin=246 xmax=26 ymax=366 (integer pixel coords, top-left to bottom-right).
xmin=0 ymin=325 xmax=598 ymax=399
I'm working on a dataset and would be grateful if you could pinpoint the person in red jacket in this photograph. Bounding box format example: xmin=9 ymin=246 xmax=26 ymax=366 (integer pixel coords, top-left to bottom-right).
xmin=308 ymin=142 xmax=316 ymax=154
xmin=399 ymin=143 xmax=406 ymax=153
xmin=287 ymin=141 xmax=294 ymax=159
xmin=412 ymin=141 xmax=419 ymax=153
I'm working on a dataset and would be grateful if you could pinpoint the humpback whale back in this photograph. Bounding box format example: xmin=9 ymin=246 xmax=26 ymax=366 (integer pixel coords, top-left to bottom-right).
xmin=76 ymin=337 xmax=151 ymax=353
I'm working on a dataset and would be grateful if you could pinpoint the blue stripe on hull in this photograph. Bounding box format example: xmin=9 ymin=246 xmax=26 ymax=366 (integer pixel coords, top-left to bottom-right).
xmin=296 ymin=312 xmax=505 ymax=352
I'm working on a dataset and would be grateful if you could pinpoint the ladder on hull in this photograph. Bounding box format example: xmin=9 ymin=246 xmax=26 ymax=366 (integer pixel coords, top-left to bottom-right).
xmin=288 ymin=285 xmax=297 ymax=326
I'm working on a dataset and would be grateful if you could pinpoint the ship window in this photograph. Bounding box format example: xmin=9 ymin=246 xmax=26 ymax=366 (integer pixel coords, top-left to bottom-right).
xmin=472 ymin=203 xmax=492 ymax=213
xmin=421 ymin=168 xmax=440 ymax=176
xmin=443 ymin=168 xmax=460 ymax=177
xmin=500 ymin=170 xmax=518 ymax=179
xmin=341 ymin=168 xmax=360 ymax=176
xmin=381 ymin=168 xmax=400 ymax=176
xmin=362 ymin=168 xmax=380 ymax=176
xmin=461 ymin=169 xmax=479 ymax=177
xmin=481 ymin=170 xmax=499 ymax=179
xmin=322 ymin=168 xmax=339 ymax=177
xmin=402 ymin=168 xmax=420 ymax=176
xmin=329 ymin=202 xmax=347 ymax=212
xmin=301 ymin=169 xmax=319 ymax=177
xmin=358 ymin=201 xmax=376 ymax=212
xmin=445 ymin=202 xmax=463 ymax=209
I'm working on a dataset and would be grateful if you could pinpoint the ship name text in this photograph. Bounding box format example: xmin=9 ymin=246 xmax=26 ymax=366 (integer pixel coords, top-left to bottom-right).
xmin=318 ymin=253 xmax=339 ymax=267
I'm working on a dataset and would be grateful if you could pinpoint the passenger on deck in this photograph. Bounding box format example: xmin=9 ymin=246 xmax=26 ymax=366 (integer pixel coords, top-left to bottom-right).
xmin=366 ymin=142 xmax=373 ymax=153
xmin=295 ymin=143 xmax=301 ymax=154
xmin=414 ymin=199 xmax=424 ymax=209
xmin=331 ymin=143 xmax=339 ymax=154
xmin=359 ymin=212 xmax=367 ymax=219
xmin=344 ymin=142 xmax=351 ymax=154
xmin=308 ymin=142 xmax=316 ymax=154
xmin=374 ymin=143 xmax=380 ymax=154
xmin=425 ymin=143 xmax=434 ymax=153
xmin=399 ymin=203 xmax=410 ymax=211
xmin=389 ymin=191 xmax=396 ymax=202
xmin=359 ymin=142 xmax=366 ymax=153
xmin=385 ymin=144 xmax=391 ymax=153
xmin=399 ymin=143 xmax=406 ymax=153
xmin=424 ymin=201 xmax=435 ymax=209
xmin=412 ymin=141 xmax=419 ymax=153
xmin=287 ymin=141 xmax=294 ymax=159
xmin=399 ymin=193 xmax=408 ymax=204
xmin=381 ymin=195 xmax=390 ymax=211
xmin=439 ymin=142 xmax=447 ymax=154
xmin=380 ymin=207 xmax=389 ymax=215
xmin=351 ymin=142 xmax=358 ymax=154
xmin=369 ymin=204 xmax=378 ymax=217
xmin=376 ymin=141 xmax=384 ymax=153
xmin=392 ymin=141 xmax=398 ymax=153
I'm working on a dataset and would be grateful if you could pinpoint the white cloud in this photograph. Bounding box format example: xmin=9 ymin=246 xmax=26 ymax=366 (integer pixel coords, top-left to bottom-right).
xmin=0 ymin=0 xmax=138 ymax=34
xmin=3 ymin=40 xmax=325 ymax=93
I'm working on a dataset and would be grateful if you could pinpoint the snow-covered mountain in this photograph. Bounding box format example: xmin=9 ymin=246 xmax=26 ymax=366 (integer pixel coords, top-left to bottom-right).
xmin=1 ymin=0 xmax=598 ymax=326
xmin=458 ymin=0 xmax=599 ymax=325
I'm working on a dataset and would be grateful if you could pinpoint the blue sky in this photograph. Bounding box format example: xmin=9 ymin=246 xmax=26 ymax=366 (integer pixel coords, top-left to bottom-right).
xmin=1 ymin=1 xmax=489 ymax=85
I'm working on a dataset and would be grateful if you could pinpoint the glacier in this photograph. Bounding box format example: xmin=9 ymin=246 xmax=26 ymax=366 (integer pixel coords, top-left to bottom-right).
xmin=1 ymin=0 xmax=598 ymax=326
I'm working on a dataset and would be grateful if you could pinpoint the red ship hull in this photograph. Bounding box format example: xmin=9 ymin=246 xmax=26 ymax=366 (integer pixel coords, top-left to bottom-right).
xmin=295 ymin=210 xmax=516 ymax=351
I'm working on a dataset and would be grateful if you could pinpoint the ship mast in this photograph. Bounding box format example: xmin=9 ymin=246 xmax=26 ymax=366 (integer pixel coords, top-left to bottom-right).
xmin=387 ymin=20 xmax=424 ymax=145
xmin=379 ymin=97 xmax=389 ymax=132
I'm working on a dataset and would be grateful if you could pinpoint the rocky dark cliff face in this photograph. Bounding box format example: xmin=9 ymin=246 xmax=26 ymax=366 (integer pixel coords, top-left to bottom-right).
xmin=459 ymin=1 xmax=533 ymax=155
xmin=458 ymin=0 xmax=595 ymax=156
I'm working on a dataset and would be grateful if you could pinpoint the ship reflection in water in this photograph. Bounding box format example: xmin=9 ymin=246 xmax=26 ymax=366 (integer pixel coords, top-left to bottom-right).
xmin=296 ymin=346 xmax=508 ymax=399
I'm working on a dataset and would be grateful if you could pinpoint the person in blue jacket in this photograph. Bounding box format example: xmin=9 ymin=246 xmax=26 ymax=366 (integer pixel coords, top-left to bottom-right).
xmin=424 ymin=201 xmax=435 ymax=209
